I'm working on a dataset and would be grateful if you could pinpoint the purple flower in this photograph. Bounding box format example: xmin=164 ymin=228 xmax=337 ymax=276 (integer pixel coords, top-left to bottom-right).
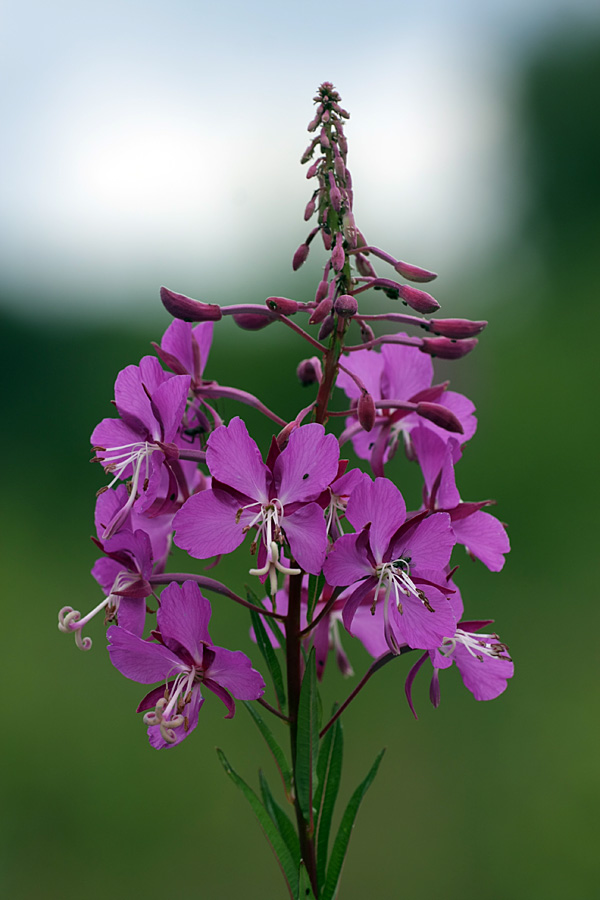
xmin=173 ymin=417 xmax=340 ymax=585
xmin=91 ymin=356 xmax=191 ymax=538
xmin=411 ymin=425 xmax=510 ymax=571
xmin=337 ymin=339 xmax=476 ymax=475
xmin=324 ymin=476 xmax=457 ymax=651
xmin=154 ymin=319 xmax=214 ymax=388
xmin=108 ymin=581 xmax=265 ymax=748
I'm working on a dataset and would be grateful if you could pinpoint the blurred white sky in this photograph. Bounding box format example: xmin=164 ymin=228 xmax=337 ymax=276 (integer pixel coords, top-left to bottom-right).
xmin=1 ymin=0 xmax=598 ymax=321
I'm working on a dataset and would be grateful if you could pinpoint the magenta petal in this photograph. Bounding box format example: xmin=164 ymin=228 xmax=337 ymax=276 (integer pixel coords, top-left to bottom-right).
xmin=161 ymin=319 xmax=195 ymax=375
xmin=381 ymin=340 xmax=433 ymax=401
xmin=107 ymin=626 xmax=185 ymax=683
xmin=391 ymin=512 xmax=455 ymax=570
xmin=156 ymin=581 xmax=213 ymax=664
xmin=148 ymin=687 xmax=204 ymax=749
xmin=91 ymin=417 xmax=143 ymax=467
xmin=324 ymin=532 xmax=373 ymax=586
xmin=452 ymin=510 xmax=510 ymax=571
xmin=193 ymin=322 xmax=214 ymax=376
xmin=274 ymin=424 xmax=340 ymax=503
xmin=434 ymin=391 xmax=477 ymax=444
xmin=283 ymin=503 xmax=328 ymax=574
xmin=341 ymin=576 xmax=379 ymax=633
xmin=411 ymin=426 xmax=460 ymax=508
xmin=404 ymin=652 xmax=429 ymax=719
xmin=117 ymin=597 xmax=147 ymax=637
xmin=350 ymin=599 xmax=389 ymax=658
xmin=207 ymin=646 xmax=265 ymax=700
xmin=455 ymin=644 xmax=514 ymax=700
xmin=206 ymin=418 xmax=270 ymax=501
xmin=337 ymin=349 xmax=384 ymax=400
xmin=152 ymin=374 xmax=191 ymax=442
xmin=92 ymin=557 xmax=123 ymax=594
xmin=346 ymin=477 xmax=406 ymax=562
xmin=173 ymin=489 xmax=246 ymax=560
xmin=390 ymin=587 xmax=456 ymax=650
xmin=203 ymin=678 xmax=236 ymax=718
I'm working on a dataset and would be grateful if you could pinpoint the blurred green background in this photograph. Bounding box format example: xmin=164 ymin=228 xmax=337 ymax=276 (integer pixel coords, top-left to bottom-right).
xmin=2 ymin=20 xmax=600 ymax=900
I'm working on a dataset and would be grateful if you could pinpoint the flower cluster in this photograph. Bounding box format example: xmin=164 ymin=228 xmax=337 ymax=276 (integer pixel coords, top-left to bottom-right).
xmin=60 ymin=81 xmax=513 ymax=899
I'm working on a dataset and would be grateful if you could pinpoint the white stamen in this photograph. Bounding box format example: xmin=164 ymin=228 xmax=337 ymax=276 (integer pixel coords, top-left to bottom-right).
xmin=57 ymin=572 xmax=137 ymax=651
xmin=439 ymin=628 xmax=510 ymax=661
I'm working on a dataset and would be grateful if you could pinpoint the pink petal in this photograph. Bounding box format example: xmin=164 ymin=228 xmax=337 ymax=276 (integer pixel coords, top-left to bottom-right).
xmin=283 ymin=503 xmax=329 ymax=574
xmin=173 ymin=489 xmax=246 ymax=560
xmin=336 ymin=349 xmax=384 ymax=400
xmin=206 ymin=417 xmax=270 ymax=502
xmin=108 ymin=626 xmax=186 ymax=683
xmin=389 ymin=587 xmax=456 ymax=650
xmin=381 ymin=340 xmax=433 ymax=401
xmin=324 ymin=532 xmax=374 ymax=586
xmin=207 ymin=646 xmax=265 ymax=700
xmin=147 ymin=686 xmax=204 ymax=749
xmin=156 ymin=581 xmax=213 ymax=664
xmin=274 ymin=424 xmax=340 ymax=504
xmin=346 ymin=477 xmax=406 ymax=563
xmin=391 ymin=512 xmax=455 ymax=570
xmin=452 ymin=510 xmax=510 ymax=571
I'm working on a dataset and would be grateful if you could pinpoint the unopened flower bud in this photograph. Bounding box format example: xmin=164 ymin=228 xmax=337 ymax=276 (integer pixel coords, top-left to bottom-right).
xmin=232 ymin=312 xmax=276 ymax=331
xmin=331 ymin=234 xmax=345 ymax=271
xmin=342 ymin=212 xmax=357 ymax=248
xmin=416 ymin=402 xmax=463 ymax=434
xmin=394 ymin=259 xmax=437 ymax=283
xmin=309 ymin=296 xmax=333 ymax=325
xmin=160 ymin=286 xmax=222 ymax=322
xmin=319 ymin=128 xmax=330 ymax=150
xmin=301 ymin=137 xmax=319 ymax=164
xmin=334 ymin=151 xmax=346 ymax=181
xmin=304 ymin=196 xmax=316 ymax=220
xmin=318 ymin=315 xmax=335 ymax=340
xmin=293 ymin=243 xmax=310 ymax=270
xmin=334 ymin=293 xmax=358 ymax=318
xmin=427 ymin=318 xmax=487 ymax=339
xmin=355 ymin=253 xmax=377 ymax=278
xmin=306 ymin=159 xmax=321 ymax=179
xmin=360 ymin=321 xmax=375 ymax=343
xmin=315 ymin=279 xmax=330 ymax=304
xmin=322 ymin=230 xmax=332 ymax=251
xmin=358 ymin=391 xmax=376 ymax=432
xmin=266 ymin=296 xmax=303 ymax=315
xmin=322 ymin=109 xmax=330 ymax=124
xmin=397 ymin=284 xmax=440 ymax=314
xmin=419 ymin=337 xmax=479 ymax=359
xmin=328 ymin=173 xmax=342 ymax=211
xmin=307 ymin=107 xmax=322 ymax=132
xmin=297 ymin=357 xmax=323 ymax=386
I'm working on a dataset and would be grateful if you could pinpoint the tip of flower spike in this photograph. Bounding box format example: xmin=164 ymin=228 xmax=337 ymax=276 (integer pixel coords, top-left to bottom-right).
xmin=160 ymin=287 xmax=222 ymax=322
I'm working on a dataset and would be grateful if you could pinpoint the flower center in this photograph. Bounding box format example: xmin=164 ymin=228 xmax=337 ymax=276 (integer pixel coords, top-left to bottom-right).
xmin=374 ymin=558 xmax=433 ymax=615
xmin=143 ymin=668 xmax=197 ymax=744
xmin=237 ymin=499 xmax=301 ymax=592
xmin=439 ymin=628 xmax=510 ymax=662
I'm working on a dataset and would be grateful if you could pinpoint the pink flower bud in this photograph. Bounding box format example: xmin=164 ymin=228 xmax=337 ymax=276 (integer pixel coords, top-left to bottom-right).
xmin=393 ymin=259 xmax=437 ymax=283
xmin=360 ymin=321 xmax=375 ymax=343
xmin=293 ymin=243 xmax=310 ymax=271
xmin=315 ymin=279 xmax=330 ymax=304
xmin=232 ymin=312 xmax=276 ymax=330
xmin=334 ymin=153 xmax=346 ymax=181
xmin=304 ymin=197 xmax=316 ymax=220
xmin=297 ymin=357 xmax=323 ymax=386
xmin=331 ymin=234 xmax=345 ymax=271
xmin=319 ymin=128 xmax=330 ymax=150
xmin=322 ymin=230 xmax=332 ymax=251
xmin=415 ymin=401 xmax=463 ymax=434
xmin=397 ymin=284 xmax=440 ymax=314
xmin=334 ymin=293 xmax=358 ymax=318
xmin=265 ymin=297 xmax=302 ymax=315
xmin=307 ymin=107 xmax=322 ymax=132
xmin=306 ymin=159 xmax=321 ymax=179
xmin=427 ymin=318 xmax=487 ymax=338
xmin=419 ymin=337 xmax=479 ymax=359
xmin=318 ymin=315 xmax=335 ymax=340
xmin=301 ymin=137 xmax=319 ymax=164
xmin=160 ymin=286 xmax=222 ymax=322
xmin=342 ymin=212 xmax=357 ymax=248
xmin=358 ymin=392 xmax=376 ymax=432
xmin=322 ymin=109 xmax=330 ymax=124
xmin=309 ymin=296 xmax=333 ymax=325
xmin=328 ymin=173 xmax=342 ymax=211
xmin=355 ymin=253 xmax=377 ymax=278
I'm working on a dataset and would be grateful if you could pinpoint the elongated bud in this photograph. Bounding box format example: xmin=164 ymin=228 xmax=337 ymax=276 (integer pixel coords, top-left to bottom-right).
xmin=318 ymin=314 xmax=335 ymax=340
xmin=297 ymin=357 xmax=322 ymax=385
xmin=356 ymin=253 xmax=378 ymax=278
xmin=160 ymin=286 xmax=222 ymax=322
xmin=306 ymin=159 xmax=321 ymax=178
xmin=293 ymin=242 xmax=310 ymax=270
xmin=397 ymin=284 xmax=440 ymax=314
xmin=328 ymin=173 xmax=342 ymax=211
xmin=420 ymin=337 xmax=478 ymax=359
xmin=301 ymin=137 xmax=319 ymax=164
xmin=315 ymin=279 xmax=329 ymax=304
xmin=309 ymin=295 xmax=333 ymax=325
xmin=266 ymin=296 xmax=303 ymax=314
xmin=394 ymin=260 xmax=438 ymax=283
xmin=334 ymin=293 xmax=358 ymax=318
xmin=304 ymin=196 xmax=316 ymax=220
xmin=232 ymin=312 xmax=277 ymax=331
xmin=319 ymin=127 xmax=330 ymax=150
xmin=342 ymin=211 xmax=357 ymax=248
xmin=322 ymin=230 xmax=332 ymax=251
xmin=427 ymin=318 xmax=487 ymax=338
xmin=331 ymin=233 xmax=345 ymax=271
xmin=358 ymin=391 xmax=376 ymax=432
xmin=416 ymin=401 xmax=463 ymax=433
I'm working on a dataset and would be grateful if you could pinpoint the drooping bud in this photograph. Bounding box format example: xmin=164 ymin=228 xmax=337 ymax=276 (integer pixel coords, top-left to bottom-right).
xmin=328 ymin=173 xmax=342 ymax=211
xmin=397 ymin=284 xmax=440 ymax=314
xmin=416 ymin=402 xmax=463 ymax=434
xmin=393 ymin=259 xmax=438 ymax=283
xmin=306 ymin=159 xmax=321 ymax=179
xmin=304 ymin=196 xmax=317 ymax=220
xmin=331 ymin=233 xmax=345 ymax=271
xmin=319 ymin=128 xmax=330 ymax=150
xmin=266 ymin=296 xmax=303 ymax=315
xmin=359 ymin=320 xmax=375 ymax=343
xmin=318 ymin=315 xmax=335 ymax=340
xmin=419 ymin=337 xmax=479 ymax=359
xmin=297 ymin=357 xmax=323 ymax=386
xmin=342 ymin=211 xmax=357 ymax=248
xmin=232 ymin=312 xmax=277 ymax=331
xmin=334 ymin=293 xmax=358 ymax=318
xmin=309 ymin=296 xmax=333 ymax=325
xmin=322 ymin=230 xmax=332 ymax=251
xmin=292 ymin=242 xmax=310 ymax=271
xmin=160 ymin=286 xmax=222 ymax=322
xmin=357 ymin=391 xmax=376 ymax=432
xmin=427 ymin=318 xmax=487 ymax=339
xmin=315 ymin=279 xmax=330 ymax=304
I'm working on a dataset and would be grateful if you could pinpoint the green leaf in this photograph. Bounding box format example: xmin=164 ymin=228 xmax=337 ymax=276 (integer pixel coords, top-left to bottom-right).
xmin=243 ymin=700 xmax=293 ymax=799
xmin=217 ymin=748 xmax=298 ymax=899
xmin=248 ymin=592 xmax=286 ymax=712
xmin=321 ymin=749 xmax=385 ymax=900
xmin=259 ymin=770 xmax=301 ymax=864
xmin=307 ymin=572 xmax=326 ymax=623
xmin=314 ymin=716 xmax=343 ymax=892
xmin=298 ymin=862 xmax=317 ymax=899
xmin=295 ymin=648 xmax=320 ymax=823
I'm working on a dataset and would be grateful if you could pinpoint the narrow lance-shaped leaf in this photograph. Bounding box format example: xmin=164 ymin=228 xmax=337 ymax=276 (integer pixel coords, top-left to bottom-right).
xmin=314 ymin=715 xmax=343 ymax=892
xmin=307 ymin=571 xmax=326 ymax=623
xmin=295 ymin=648 xmax=320 ymax=824
xmin=217 ymin=748 xmax=298 ymax=899
xmin=321 ymin=749 xmax=386 ymax=900
xmin=299 ymin=862 xmax=317 ymax=900
xmin=243 ymin=700 xmax=293 ymax=799
xmin=248 ymin=594 xmax=287 ymax=712
xmin=259 ymin=770 xmax=301 ymax=865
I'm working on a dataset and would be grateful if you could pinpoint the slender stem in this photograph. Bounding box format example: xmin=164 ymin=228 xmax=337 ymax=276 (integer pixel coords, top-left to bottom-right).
xmin=257 ymin=697 xmax=291 ymax=722
xmin=177 ymin=448 xmax=206 ymax=463
xmin=149 ymin=573 xmax=286 ymax=619
xmin=298 ymin=586 xmax=344 ymax=638
xmin=319 ymin=649 xmax=413 ymax=738
xmin=276 ymin=313 xmax=326 ymax=352
xmin=345 ymin=333 xmax=422 ymax=352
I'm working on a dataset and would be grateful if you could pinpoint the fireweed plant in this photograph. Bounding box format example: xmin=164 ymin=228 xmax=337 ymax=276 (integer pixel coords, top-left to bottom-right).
xmin=60 ymin=83 xmax=513 ymax=899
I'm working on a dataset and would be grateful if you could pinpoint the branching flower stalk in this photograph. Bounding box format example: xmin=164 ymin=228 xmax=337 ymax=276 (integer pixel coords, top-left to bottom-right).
xmin=60 ymin=82 xmax=513 ymax=900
